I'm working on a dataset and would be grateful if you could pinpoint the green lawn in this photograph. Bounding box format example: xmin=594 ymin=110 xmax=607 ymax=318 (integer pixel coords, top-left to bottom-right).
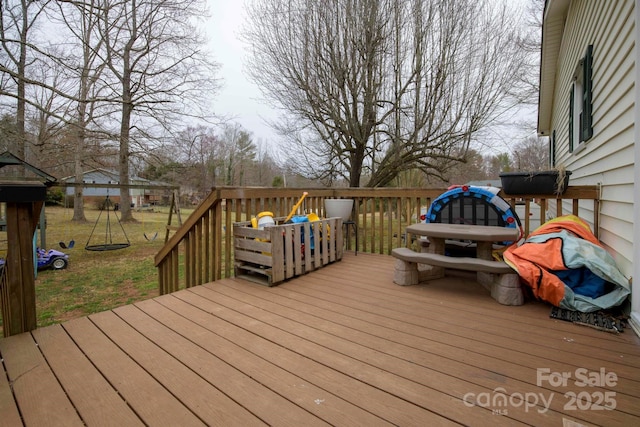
xmin=1 ymin=203 xmax=407 ymax=335
xmin=1 ymin=204 xmax=189 ymax=333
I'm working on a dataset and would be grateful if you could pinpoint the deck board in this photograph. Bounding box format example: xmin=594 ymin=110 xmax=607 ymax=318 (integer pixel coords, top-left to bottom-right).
xmin=208 ymin=278 xmax=629 ymax=425
xmin=114 ymin=301 xmax=333 ymax=426
xmin=195 ymin=281 xmax=545 ymax=425
xmin=31 ymin=325 xmax=144 ymax=426
xmin=198 ymin=274 xmax=637 ymax=426
xmin=0 ymin=332 xmax=84 ymax=426
xmin=167 ymin=288 xmax=451 ymax=426
xmin=63 ymin=316 xmax=206 ymax=426
xmin=89 ymin=310 xmax=266 ymax=426
xmin=0 ymin=346 xmax=21 ymax=426
xmin=311 ymin=270 xmax=640 ymax=376
xmin=1 ymin=252 xmax=639 ymax=426
xmin=135 ymin=296 xmax=403 ymax=426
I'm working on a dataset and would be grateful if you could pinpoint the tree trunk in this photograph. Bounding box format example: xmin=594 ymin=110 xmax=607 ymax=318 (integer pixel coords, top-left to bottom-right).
xmin=73 ymin=103 xmax=87 ymax=221
xmin=16 ymin=2 xmax=28 ymax=167
xmin=118 ymin=101 xmax=134 ymax=222
xmin=118 ymin=30 xmax=135 ymax=222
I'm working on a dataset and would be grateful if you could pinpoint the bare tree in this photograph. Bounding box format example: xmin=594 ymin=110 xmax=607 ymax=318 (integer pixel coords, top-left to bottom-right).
xmin=175 ymin=125 xmax=218 ymax=194
xmin=1 ymin=0 xmax=222 ymax=217
xmin=252 ymin=140 xmax=281 ymax=186
xmin=219 ymin=123 xmax=255 ymax=186
xmin=509 ymin=0 xmax=545 ymax=105
xmin=243 ymin=0 xmax=526 ymax=187
xmin=0 ymin=113 xmax=18 ymax=151
xmin=96 ymin=0 xmax=220 ymax=221
xmin=0 ymin=0 xmax=50 ymax=162
xmin=43 ymin=0 xmax=109 ymax=221
xmin=25 ymin=52 xmax=74 ymax=171
xmin=436 ymin=149 xmax=490 ymax=186
xmin=511 ymin=136 xmax=549 ymax=171
xmin=485 ymin=152 xmax=512 ymax=177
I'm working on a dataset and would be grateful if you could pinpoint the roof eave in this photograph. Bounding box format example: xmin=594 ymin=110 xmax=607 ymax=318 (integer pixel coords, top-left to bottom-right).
xmin=538 ymin=0 xmax=571 ymax=136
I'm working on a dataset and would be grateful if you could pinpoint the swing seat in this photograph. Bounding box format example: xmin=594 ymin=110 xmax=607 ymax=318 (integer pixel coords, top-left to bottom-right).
xmin=85 ymin=243 xmax=131 ymax=251
xmin=144 ymin=232 xmax=158 ymax=241
xmin=59 ymin=240 xmax=75 ymax=249
xmin=85 ymin=194 xmax=131 ymax=251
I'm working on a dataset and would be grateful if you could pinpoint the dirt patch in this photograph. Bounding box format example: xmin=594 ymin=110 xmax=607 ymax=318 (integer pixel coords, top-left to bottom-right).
xmin=55 ymin=308 xmax=87 ymax=324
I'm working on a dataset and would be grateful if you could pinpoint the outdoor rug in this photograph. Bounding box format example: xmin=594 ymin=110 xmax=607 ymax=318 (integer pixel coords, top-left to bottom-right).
xmin=550 ymin=306 xmax=628 ymax=334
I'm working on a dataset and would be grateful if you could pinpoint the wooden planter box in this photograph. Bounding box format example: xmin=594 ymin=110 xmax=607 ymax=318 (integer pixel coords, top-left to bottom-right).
xmin=233 ymin=217 xmax=343 ymax=286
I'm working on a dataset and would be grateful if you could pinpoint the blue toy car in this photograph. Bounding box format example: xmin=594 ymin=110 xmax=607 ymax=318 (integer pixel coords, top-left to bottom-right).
xmin=0 ymin=248 xmax=69 ymax=272
xmin=36 ymin=248 xmax=69 ymax=270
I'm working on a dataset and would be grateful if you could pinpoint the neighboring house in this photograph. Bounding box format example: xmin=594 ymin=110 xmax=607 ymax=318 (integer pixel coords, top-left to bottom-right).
xmin=465 ymin=179 xmax=502 ymax=188
xmin=538 ymin=0 xmax=640 ymax=333
xmin=61 ymin=169 xmax=167 ymax=207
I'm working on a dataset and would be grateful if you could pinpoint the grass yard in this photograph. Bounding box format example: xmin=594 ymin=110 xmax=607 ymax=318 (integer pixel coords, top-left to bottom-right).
xmin=1 ymin=204 xmax=190 ymax=334
xmin=1 ymin=202 xmax=407 ymax=336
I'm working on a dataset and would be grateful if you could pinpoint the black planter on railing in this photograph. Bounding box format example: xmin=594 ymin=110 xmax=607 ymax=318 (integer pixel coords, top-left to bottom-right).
xmin=499 ymin=170 xmax=572 ymax=195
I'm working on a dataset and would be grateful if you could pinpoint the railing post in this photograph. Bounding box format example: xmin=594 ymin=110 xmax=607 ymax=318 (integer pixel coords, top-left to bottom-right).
xmin=0 ymin=182 xmax=46 ymax=337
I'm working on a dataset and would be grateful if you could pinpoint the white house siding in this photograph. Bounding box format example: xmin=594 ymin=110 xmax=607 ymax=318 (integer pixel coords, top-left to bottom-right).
xmin=633 ymin=0 xmax=640 ymax=334
xmin=547 ymin=0 xmax=635 ymax=278
xmin=63 ymin=169 xmax=148 ymax=205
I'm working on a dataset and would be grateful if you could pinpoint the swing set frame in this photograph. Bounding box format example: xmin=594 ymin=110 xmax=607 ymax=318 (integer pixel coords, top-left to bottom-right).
xmin=53 ymin=181 xmax=179 ymax=249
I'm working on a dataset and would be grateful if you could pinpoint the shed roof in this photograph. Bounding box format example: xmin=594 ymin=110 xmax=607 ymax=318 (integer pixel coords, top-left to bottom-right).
xmin=0 ymin=151 xmax=57 ymax=185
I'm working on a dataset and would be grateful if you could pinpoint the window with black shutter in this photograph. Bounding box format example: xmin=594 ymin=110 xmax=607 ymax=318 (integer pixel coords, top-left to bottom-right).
xmin=569 ymin=44 xmax=594 ymax=151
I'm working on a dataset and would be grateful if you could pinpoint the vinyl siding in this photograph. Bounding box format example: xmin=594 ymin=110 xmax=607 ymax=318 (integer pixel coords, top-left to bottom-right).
xmin=63 ymin=170 xmax=148 ymax=199
xmin=548 ymin=0 xmax=635 ymax=276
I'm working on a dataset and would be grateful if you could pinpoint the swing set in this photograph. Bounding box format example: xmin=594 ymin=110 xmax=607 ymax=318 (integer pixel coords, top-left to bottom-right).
xmin=85 ymin=194 xmax=130 ymax=251
xmin=56 ymin=181 xmax=180 ymax=250
xmin=139 ymin=188 xmax=182 ymax=242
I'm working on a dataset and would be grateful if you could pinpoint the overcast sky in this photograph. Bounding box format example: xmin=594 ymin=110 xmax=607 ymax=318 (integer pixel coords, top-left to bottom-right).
xmin=207 ymin=0 xmax=280 ymax=146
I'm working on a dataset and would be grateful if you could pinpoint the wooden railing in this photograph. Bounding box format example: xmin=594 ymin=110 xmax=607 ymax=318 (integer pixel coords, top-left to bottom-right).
xmin=154 ymin=185 xmax=600 ymax=295
xmin=0 ymin=194 xmax=45 ymax=337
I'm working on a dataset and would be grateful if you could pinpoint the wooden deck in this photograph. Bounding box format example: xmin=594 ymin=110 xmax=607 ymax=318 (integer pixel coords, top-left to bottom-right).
xmin=1 ymin=252 xmax=639 ymax=426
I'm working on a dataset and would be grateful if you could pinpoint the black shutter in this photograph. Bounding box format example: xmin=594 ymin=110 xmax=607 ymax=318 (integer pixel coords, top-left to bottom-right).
xmin=551 ymin=130 xmax=556 ymax=167
xmin=581 ymin=44 xmax=594 ymax=141
xmin=569 ymin=84 xmax=574 ymax=153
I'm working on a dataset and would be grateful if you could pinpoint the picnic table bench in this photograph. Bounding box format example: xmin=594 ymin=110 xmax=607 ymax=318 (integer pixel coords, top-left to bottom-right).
xmin=392 ymin=223 xmax=524 ymax=305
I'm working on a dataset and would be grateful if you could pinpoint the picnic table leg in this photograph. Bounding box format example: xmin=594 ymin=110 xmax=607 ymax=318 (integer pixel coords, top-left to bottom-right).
xmin=393 ymin=258 xmax=419 ymax=285
xmin=417 ymin=236 xmax=445 ymax=281
xmin=477 ymin=240 xmax=496 ymax=291
xmin=476 ymin=241 xmax=493 ymax=260
xmin=475 ymin=241 xmax=524 ymax=305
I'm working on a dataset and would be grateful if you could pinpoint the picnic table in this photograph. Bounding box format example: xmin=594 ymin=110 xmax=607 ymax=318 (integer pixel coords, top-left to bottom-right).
xmin=392 ymin=223 xmax=524 ymax=305
xmin=406 ymin=223 xmax=519 ymax=260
